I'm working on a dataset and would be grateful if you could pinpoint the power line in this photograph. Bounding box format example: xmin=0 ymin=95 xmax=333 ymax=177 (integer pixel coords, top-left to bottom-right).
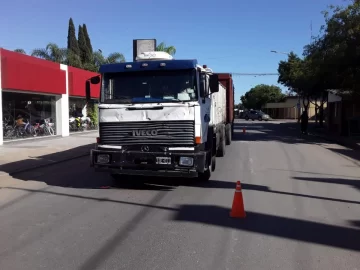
xmin=229 ymin=73 xmax=278 ymax=77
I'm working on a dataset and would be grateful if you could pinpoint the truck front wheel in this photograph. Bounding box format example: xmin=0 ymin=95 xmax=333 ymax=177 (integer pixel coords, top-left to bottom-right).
xmin=198 ymin=154 xmax=214 ymax=182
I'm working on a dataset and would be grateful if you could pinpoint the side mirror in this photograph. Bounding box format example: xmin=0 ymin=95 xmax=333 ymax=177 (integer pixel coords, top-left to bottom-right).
xmin=85 ymin=81 xmax=91 ymax=102
xmin=199 ymin=72 xmax=206 ymax=98
xmin=209 ymin=74 xmax=219 ymax=93
xmin=90 ymin=76 xmax=100 ymax=84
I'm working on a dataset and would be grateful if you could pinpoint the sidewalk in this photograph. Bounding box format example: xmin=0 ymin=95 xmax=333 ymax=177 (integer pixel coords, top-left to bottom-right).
xmin=308 ymin=123 xmax=360 ymax=151
xmin=0 ymin=131 xmax=98 ymax=175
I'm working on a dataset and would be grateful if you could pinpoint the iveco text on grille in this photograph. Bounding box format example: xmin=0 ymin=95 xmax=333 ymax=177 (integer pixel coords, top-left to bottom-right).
xmin=132 ymin=130 xmax=158 ymax=136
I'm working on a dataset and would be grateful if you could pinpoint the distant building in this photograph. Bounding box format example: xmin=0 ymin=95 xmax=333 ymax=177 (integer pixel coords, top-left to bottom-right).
xmin=327 ymin=90 xmax=360 ymax=136
xmin=262 ymin=96 xmax=323 ymax=120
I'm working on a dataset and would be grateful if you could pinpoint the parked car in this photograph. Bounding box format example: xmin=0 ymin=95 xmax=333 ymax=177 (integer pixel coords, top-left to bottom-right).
xmin=244 ymin=110 xmax=270 ymax=121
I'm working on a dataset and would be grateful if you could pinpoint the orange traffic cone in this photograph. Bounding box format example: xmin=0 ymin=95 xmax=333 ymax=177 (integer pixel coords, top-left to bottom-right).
xmin=243 ymin=128 xmax=246 ymax=133
xmin=230 ymin=181 xmax=246 ymax=218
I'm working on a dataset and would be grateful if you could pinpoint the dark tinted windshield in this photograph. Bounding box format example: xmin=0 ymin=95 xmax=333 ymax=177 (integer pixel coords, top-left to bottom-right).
xmin=101 ymin=69 xmax=197 ymax=103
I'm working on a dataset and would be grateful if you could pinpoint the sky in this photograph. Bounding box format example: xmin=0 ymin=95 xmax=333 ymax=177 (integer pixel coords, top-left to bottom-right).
xmin=0 ymin=0 xmax=345 ymax=103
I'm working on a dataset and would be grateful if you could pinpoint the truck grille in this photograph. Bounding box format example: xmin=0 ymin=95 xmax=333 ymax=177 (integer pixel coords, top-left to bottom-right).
xmin=99 ymin=121 xmax=195 ymax=146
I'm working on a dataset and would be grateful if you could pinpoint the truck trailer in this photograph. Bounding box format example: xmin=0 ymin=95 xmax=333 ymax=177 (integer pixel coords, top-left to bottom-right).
xmin=87 ymin=51 xmax=234 ymax=181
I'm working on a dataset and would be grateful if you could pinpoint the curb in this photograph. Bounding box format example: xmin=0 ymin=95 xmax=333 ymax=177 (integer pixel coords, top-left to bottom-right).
xmin=8 ymin=152 xmax=90 ymax=176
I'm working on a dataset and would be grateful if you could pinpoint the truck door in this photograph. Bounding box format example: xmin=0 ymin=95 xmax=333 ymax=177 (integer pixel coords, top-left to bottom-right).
xmin=199 ymin=72 xmax=212 ymax=143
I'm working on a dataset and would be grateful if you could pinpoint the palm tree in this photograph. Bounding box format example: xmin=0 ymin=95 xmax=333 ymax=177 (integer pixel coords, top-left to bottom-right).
xmin=93 ymin=50 xmax=126 ymax=65
xmin=156 ymin=42 xmax=176 ymax=56
xmin=14 ymin=49 xmax=26 ymax=54
xmin=31 ymin=43 xmax=67 ymax=63
xmin=106 ymin=52 xmax=126 ymax=63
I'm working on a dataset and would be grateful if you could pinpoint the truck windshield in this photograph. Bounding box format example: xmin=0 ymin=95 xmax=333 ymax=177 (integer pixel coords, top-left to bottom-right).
xmin=101 ymin=69 xmax=197 ymax=103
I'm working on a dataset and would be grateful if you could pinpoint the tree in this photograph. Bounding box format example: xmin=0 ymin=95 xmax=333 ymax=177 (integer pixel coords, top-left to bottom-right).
xmin=78 ymin=25 xmax=91 ymax=65
xmin=303 ymin=38 xmax=330 ymax=126
xmin=277 ymin=53 xmax=314 ymax=110
xmin=93 ymin=51 xmax=126 ymax=66
xmin=320 ymin=1 xmax=360 ymax=94
xmin=156 ymin=42 xmax=176 ymax=56
xmin=66 ymin=18 xmax=81 ymax=68
xmin=82 ymin=24 xmax=93 ymax=54
xmin=27 ymin=20 xmax=126 ymax=72
xmin=14 ymin=49 xmax=26 ymax=54
xmin=67 ymin=50 xmax=83 ymax=69
xmin=240 ymin=84 xmax=285 ymax=109
xmin=67 ymin=18 xmax=79 ymax=56
xmin=31 ymin=43 xmax=67 ymax=63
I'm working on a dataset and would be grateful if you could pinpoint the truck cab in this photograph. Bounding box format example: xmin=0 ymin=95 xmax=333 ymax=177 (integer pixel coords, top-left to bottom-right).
xmin=87 ymin=51 xmax=230 ymax=181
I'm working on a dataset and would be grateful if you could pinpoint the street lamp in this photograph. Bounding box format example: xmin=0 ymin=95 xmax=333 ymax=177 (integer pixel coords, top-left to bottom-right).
xmin=271 ymin=50 xmax=290 ymax=56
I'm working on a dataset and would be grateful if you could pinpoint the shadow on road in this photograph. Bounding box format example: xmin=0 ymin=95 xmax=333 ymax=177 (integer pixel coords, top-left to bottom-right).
xmin=172 ymin=205 xmax=360 ymax=252
xmin=242 ymin=182 xmax=360 ymax=205
xmin=293 ymin=176 xmax=360 ymax=191
xmin=4 ymin=179 xmax=360 ymax=269
xmin=0 ymin=143 xmax=95 ymax=175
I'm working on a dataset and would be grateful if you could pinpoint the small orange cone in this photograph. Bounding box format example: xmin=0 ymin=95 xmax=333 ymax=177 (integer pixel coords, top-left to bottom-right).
xmin=230 ymin=181 xmax=246 ymax=218
xmin=243 ymin=128 xmax=246 ymax=133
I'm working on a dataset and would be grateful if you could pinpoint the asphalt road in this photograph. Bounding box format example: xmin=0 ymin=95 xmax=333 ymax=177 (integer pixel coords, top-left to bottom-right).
xmin=1 ymin=119 xmax=359 ymax=270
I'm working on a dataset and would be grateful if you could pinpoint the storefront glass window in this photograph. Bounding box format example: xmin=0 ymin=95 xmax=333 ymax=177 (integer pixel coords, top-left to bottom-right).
xmin=2 ymin=92 xmax=57 ymax=140
xmin=69 ymin=97 xmax=98 ymax=132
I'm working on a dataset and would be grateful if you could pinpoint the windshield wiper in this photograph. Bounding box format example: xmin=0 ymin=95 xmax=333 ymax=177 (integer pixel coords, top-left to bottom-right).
xmin=160 ymin=98 xmax=187 ymax=103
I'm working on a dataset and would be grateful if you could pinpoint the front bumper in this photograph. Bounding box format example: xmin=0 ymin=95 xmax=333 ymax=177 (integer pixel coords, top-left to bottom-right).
xmin=90 ymin=147 xmax=206 ymax=178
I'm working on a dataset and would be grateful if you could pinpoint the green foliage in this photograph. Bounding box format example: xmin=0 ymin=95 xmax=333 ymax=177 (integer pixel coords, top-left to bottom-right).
xmin=78 ymin=25 xmax=91 ymax=65
xmin=240 ymin=84 xmax=285 ymax=109
xmin=31 ymin=43 xmax=67 ymax=63
xmin=320 ymin=1 xmax=360 ymax=93
xmin=14 ymin=49 xmax=26 ymax=54
xmin=277 ymin=53 xmax=316 ymax=98
xmin=66 ymin=49 xmax=83 ymax=69
xmin=280 ymin=0 xmax=360 ymax=99
xmin=67 ymin=18 xmax=79 ymax=56
xmin=30 ymin=18 xmax=127 ymax=72
xmin=82 ymin=24 xmax=93 ymax=53
xmin=93 ymin=51 xmax=125 ymax=66
xmin=156 ymin=42 xmax=176 ymax=56
xmin=86 ymin=102 xmax=98 ymax=126
xmin=26 ymin=19 xmax=178 ymax=73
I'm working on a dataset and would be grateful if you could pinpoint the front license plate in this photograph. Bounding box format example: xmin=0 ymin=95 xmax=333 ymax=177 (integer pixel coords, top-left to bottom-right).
xmin=156 ymin=157 xmax=171 ymax=165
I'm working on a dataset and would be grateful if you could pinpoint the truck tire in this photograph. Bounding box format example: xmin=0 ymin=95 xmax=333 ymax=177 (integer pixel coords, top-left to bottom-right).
xmin=198 ymin=153 xmax=213 ymax=181
xmin=225 ymin=123 xmax=232 ymax=145
xmin=216 ymin=125 xmax=226 ymax=157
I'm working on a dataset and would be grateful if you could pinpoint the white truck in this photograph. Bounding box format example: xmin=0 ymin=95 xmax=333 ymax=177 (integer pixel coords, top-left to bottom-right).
xmin=87 ymin=51 xmax=234 ymax=181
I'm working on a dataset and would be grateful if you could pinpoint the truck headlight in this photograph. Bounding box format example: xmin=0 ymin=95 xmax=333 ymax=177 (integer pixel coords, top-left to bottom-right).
xmin=97 ymin=154 xmax=110 ymax=164
xmin=179 ymin=157 xmax=194 ymax=166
